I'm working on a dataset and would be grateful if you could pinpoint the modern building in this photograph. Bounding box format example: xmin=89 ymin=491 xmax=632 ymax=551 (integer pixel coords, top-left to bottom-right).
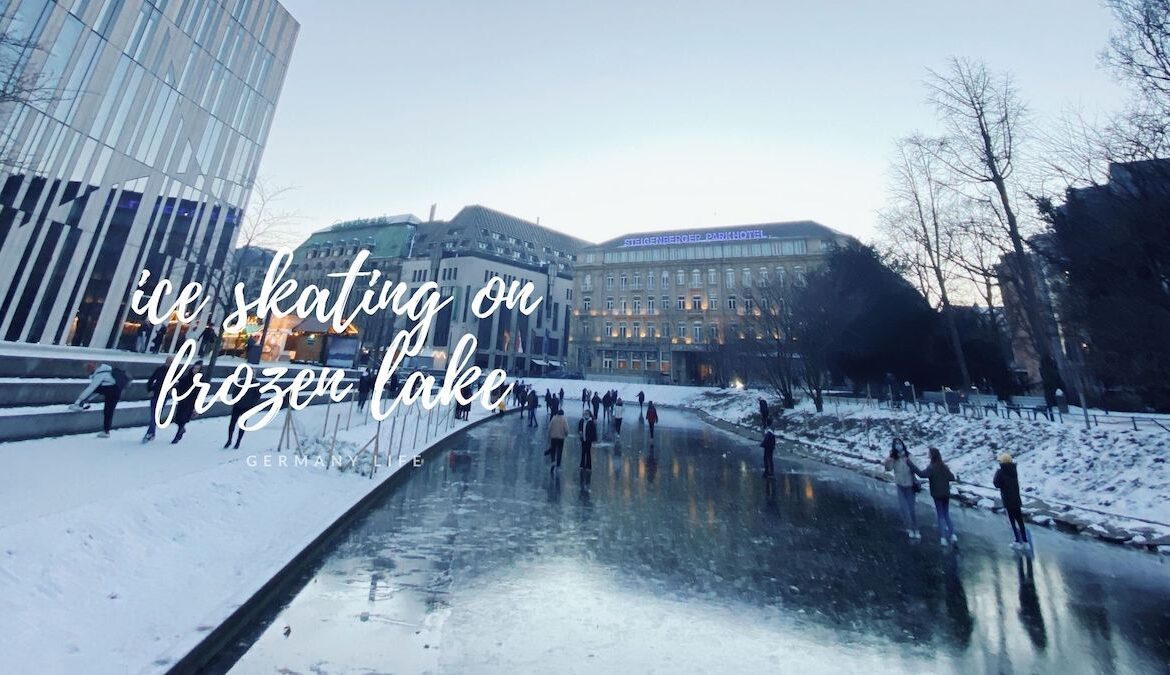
xmin=0 ymin=0 xmax=297 ymax=349
xmin=569 ymin=221 xmax=853 ymax=384
xmin=396 ymin=205 xmax=587 ymax=373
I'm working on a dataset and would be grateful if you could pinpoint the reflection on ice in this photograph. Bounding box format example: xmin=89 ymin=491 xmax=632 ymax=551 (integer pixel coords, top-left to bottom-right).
xmin=224 ymin=408 xmax=1170 ymax=674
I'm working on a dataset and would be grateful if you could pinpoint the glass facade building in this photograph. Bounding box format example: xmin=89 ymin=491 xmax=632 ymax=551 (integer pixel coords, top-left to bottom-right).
xmin=0 ymin=0 xmax=297 ymax=347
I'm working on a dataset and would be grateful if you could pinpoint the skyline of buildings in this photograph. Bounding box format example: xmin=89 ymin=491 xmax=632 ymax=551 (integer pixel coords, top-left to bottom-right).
xmin=0 ymin=0 xmax=297 ymax=349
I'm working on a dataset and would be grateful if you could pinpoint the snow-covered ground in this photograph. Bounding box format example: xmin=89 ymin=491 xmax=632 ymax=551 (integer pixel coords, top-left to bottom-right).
xmin=0 ymin=397 xmax=500 ymax=674
xmin=527 ymin=377 xmax=1170 ymax=549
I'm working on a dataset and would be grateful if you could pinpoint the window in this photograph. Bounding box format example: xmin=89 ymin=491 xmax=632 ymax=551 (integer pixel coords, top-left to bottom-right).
xmin=708 ymin=294 xmax=717 ymax=311
xmin=692 ymin=322 xmax=702 ymax=342
xmin=691 ymin=269 xmax=701 ymax=287
xmin=708 ymin=268 xmax=717 ymax=285
xmin=726 ymin=269 xmax=735 ymax=288
xmin=663 ymin=271 xmax=671 ymax=288
xmin=662 ymin=295 xmax=670 ymax=311
xmin=728 ymin=295 xmax=737 ymax=311
xmin=620 ymin=273 xmax=628 ymax=291
xmin=647 ymin=322 xmax=656 ymax=337
xmin=691 ymin=295 xmax=702 ymax=311
xmin=617 ymin=352 xmax=627 ymax=369
xmin=678 ymin=322 xmax=686 ymax=338
xmin=676 ymin=270 xmax=685 ymax=286
xmin=631 ymin=353 xmax=641 ymax=370
xmin=633 ymin=321 xmax=641 ymax=338
xmin=729 ymin=323 xmax=739 ymax=339
xmin=677 ymin=296 xmax=685 ymax=310
xmin=603 ymin=353 xmax=613 ymax=369
xmin=633 ymin=297 xmax=642 ymax=314
xmin=620 ymin=297 xmax=628 ymax=313
xmin=647 ymin=296 xmax=656 ymax=313
xmin=663 ymin=323 xmax=671 ymax=338
xmin=618 ymin=322 xmax=628 ymax=338
xmin=605 ymin=321 xmax=613 ymax=336
xmin=606 ymin=273 xmax=614 ymax=290
xmin=647 ymin=271 xmax=655 ymax=290
xmin=776 ymin=267 xmax=785 ymax=285
xmin=605 ymin=297 xmax=614 ymax=310
xmin=742 ymin=268 xmax=752 ymax=287
xmin=582 ymin=321 xmax=592 ymax=337
xmin=583 ymin=296 xmax=592 ymax=311
xmin=794 ymin=265 xmax=805 ymax=282
xmin=744 ymin=297 xmax=754 ymax=312
xmin=759 ymin=267 xmax=768 ymax=286
xmin=632 ymin=273 xmax=641 ymax=290
xmin=582 ymin=273 xmax=593 ymax=290
xmin=708 ymin=324 xmax=719 ymax=341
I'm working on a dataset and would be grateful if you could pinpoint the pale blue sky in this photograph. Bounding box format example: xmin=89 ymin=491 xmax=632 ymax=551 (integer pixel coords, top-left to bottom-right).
xmin=261 ymin=0 xmax=1125 ymax=244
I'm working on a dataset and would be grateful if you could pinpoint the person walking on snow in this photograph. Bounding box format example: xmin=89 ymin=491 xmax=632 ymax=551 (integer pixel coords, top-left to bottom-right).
xmin=198 ymin=324 xmax=218 ymax=359
xmin=758 ymin=397 xmax=770 ymax=430
xmin=547 ymin=408 xmax=568 ymax=470
xmin=225 ymin=383 xmax=261 ymax=449
xmin=591 ymin=392 xmax=601 ymax=420
xmin=170 ymin=360 xmax=203 ymax=444
xmin=883 ymin=438 xmax=921 ymax=540
xmin=136 ymin=323 xmax=151 ymax=353
xmin=613 ymin=398 xmax=626 ymax=436
xmin=994 ymin=453 xmax=1031 ymax=551
xmin=356 ymin=369 xmax=374 ymax=411
xmin=646 ymin=402 xmax=658 ymax=438
xmin=527 ymin=389 xmax=539 ymax=427
xmin=637 ymin=390 xmax=645 ymax=413
xmin=761 ymin=424 xmax=776 ymax=477
xmin=578 ymin=410 xmax=598 ymax=472
xmin=142 ymin=357 xmax=173 ymax=442
xmin=582 ymin=388 xmax=589 ymax=411
xmin=69 ymin=362 xmax=123 ymax=438
xmin=915 ymin=447 xmax=958 ymax=546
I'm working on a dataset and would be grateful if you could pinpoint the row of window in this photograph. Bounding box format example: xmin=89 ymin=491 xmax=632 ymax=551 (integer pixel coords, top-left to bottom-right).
xmin=583 ymin=321 xmax=752 ymax=342
xmin=599 ymin=352 xmax=669 ymax=373
xmin=583 ymin=265 xmax=804 ymax=292
xmin=583 ymin=294 xmax=773 ymax=314
xmin=584 ymin=239 xmax=810 ymax=265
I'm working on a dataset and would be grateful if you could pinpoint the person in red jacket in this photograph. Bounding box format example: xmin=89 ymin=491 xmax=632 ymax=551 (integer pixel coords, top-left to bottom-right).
xmin=646 ymin=402 xmax=659 ymax=439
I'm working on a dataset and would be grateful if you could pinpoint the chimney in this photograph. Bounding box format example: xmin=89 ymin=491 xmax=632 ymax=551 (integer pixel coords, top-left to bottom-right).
xmin=428 ymin=204 xmax=437 ymax=222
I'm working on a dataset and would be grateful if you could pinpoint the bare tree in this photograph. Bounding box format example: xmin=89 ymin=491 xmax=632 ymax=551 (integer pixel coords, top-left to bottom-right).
xmin=879 ymin=134 xmax=971 ymax=386
xmin=741 ymin=282 xmax=800 ymax=408
xmin=205 ymin=179 xmax=299 ymax=373
xmin=1 ymin=29 xmax=67 ymax=172
xmin=1102 ymin=0 xmax=1170 ymax=158
xmin=924 ymin=58 xmax=1060 ymax=398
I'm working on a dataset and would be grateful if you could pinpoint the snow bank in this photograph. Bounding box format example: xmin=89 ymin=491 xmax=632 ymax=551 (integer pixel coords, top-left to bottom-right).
xmin=0 ymin=398 xmax=499 ymax=674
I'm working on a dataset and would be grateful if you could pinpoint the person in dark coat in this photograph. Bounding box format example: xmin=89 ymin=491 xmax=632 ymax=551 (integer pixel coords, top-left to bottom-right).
xmin=136 ymin=323 xmax=151 ymax=353
xmin=591 ymin=392 xmax=601 ymax=419
xmin=143 ymin=357 xmax=173 ymax=442
xmin=916 ymin=447 xmax=958 ymax=545
xmin=646 ymin=402 xmax=658 ymax=438
xmin=637 ymin=390 xmax=645 ymax=413
xmin=171 ymin=360 xmax=203 ymax=444
xmin=198 ymin=325 xmax=218 ymax=358
xmin=151 ymin=327 xmax=166 ymax=353
xmin=225 ymin=383 xmax=261 ymax=449
xmin=758 ymin=397 xmax=770 ymax=430
xmin=578 ymin=411 xmax=598 ymax=471
xmin=761 ymin=424 xmax=776 ymax=477
xmin=994 ymin=453 xmax=1030 ymax=549
xmin=527 ymin=389 xmax=539 ymax=427
xmin=356 ymin=369 xmax=374 ymax=411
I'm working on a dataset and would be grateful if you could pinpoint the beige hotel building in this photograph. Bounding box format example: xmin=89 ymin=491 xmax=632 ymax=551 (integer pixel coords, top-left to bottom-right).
xmin=569 ymin=221 xmax=853 ymax=385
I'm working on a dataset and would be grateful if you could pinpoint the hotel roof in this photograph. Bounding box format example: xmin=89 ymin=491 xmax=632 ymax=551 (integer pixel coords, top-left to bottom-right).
xmin=590 ymin=220 xmax=850 ymax=250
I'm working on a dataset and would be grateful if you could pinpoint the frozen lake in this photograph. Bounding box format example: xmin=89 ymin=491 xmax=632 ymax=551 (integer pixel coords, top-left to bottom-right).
xmin=217 ymin=407 xmax=1170 ymax=674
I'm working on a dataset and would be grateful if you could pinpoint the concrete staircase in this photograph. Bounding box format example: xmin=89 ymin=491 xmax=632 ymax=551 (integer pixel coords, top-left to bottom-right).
xmin=0 ymin=342 xmax=359 ymax=442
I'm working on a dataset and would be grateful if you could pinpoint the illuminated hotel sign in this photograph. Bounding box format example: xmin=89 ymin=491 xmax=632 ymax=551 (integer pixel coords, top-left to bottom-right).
xmin=621 ymin=229 xmax=765 ymax=248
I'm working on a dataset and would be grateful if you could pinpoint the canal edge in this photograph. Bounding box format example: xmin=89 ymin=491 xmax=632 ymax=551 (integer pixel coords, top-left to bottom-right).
xmin=674 ymin=405 xmax=1170 ymax=554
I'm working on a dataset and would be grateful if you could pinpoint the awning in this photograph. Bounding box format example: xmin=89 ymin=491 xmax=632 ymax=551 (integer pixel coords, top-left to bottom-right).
xmin=530 ymin=359 xmax=548 ymax=366
xmin=547 ymin=360 xmax=562 ymax=367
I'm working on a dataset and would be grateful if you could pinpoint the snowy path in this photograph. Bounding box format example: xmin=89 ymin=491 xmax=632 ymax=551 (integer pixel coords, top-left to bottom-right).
xmin=0 ymin=399 xmax=498 ymax=674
